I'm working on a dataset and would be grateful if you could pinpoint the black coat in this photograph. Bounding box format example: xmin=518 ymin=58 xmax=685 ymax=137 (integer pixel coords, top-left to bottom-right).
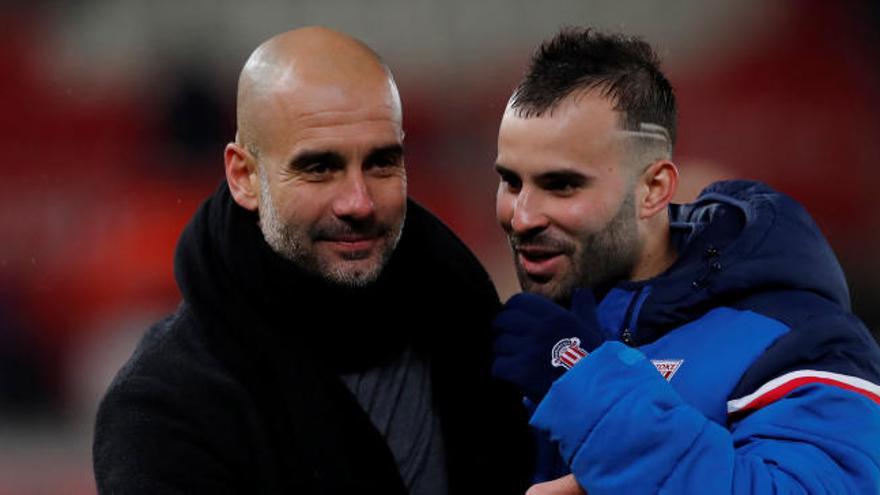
xmin=93 ymin=183 xmax=533 ymax=494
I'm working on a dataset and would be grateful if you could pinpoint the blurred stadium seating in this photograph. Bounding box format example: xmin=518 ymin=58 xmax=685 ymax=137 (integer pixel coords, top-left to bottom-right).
xmin=0 ymin=1 xmax=877 ymax=492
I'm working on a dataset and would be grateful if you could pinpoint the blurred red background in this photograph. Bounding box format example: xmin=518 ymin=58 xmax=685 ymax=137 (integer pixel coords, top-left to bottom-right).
xmin=1 ymin=1 xmax=878 ymax=492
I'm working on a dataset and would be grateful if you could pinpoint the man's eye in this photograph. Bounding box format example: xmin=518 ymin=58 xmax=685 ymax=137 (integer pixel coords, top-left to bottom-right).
xmin=367 ymin=154 xmax=402 ymax=171
xmin=375 ymin=156 xmax=399 ymax=168
xmin=304 ymin=162 xmax=333 ymax=175
xmin=546 ymin=180 xmax=576 ymax=192
xmin=500 ymin=174 xmax=522 ymax=191
xmin=542 ymin=177 xmax=586 ymax=195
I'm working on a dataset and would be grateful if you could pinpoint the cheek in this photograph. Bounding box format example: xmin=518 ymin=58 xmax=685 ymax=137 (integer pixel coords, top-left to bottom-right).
xmin=277 ymin=201 xmax=318 ymax=229
xmin=274 ymin=185 xmax=326 ymax=226
xmin=554 ymin=197 xmax=613 ymax=235
xmin=372 ymin=177 xmax=407 ymax=214
xmin=495 ymin=188 xmax=514 ymax=227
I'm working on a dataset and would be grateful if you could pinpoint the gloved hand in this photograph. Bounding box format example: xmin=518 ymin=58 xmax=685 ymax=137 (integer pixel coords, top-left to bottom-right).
xmin=492 ymin=289 xmax=605 ymax=403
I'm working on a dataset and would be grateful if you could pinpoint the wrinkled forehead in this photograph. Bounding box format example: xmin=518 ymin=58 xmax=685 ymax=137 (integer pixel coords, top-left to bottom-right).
xmin=277 ymin=73 xmax=401 ymax=120
xmin=245 ymin=69 xmax=402 ymax=153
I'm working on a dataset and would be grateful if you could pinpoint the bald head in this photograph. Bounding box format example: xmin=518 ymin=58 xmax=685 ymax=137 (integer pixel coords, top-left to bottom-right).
xmin=224 ymin=27 xmax=408 ymax=287
xmin=236 ymin=26 xmax=401 ymax=155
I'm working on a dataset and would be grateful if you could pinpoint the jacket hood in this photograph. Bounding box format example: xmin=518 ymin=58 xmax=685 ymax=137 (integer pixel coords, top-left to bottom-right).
xmin=634 ymin=180 xmax=850 ymax=341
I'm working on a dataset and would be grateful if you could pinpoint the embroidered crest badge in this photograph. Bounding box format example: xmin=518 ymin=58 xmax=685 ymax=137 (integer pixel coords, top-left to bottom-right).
xmin=651 ymin=359 xmax=684 ymax=381
xmin=551 ymin=337 xmax=588 ymax=369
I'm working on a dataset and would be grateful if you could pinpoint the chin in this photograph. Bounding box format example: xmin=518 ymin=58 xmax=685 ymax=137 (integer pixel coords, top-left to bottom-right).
xmin=321 ymin=257 xmax=386 ymax=287
xmin=518 ymin=275 xmax=570 ymax=302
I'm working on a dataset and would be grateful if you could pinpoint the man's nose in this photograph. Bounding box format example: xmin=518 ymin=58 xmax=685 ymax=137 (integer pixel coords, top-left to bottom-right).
xmin=510 ymin=189 xmax=549 ymax=235
xmin=332 ymin=170 xmax=375 ymax=220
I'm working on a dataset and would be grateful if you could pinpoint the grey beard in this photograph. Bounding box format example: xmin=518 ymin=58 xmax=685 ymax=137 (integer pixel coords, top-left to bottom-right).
xmin=257 ymin=170 xmax=403 ymax=287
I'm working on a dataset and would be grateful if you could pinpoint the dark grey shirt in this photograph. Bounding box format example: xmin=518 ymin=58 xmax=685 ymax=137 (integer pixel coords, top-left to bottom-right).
xmin=340 ymin=347 xmax=448 ymax=495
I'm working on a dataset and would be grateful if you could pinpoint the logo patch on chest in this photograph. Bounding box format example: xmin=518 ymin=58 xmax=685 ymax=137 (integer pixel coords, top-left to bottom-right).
xmin=551 ymin=337 xmax=588 ymax=369
xmin=651 ymin=359 xmax=684 ymax=381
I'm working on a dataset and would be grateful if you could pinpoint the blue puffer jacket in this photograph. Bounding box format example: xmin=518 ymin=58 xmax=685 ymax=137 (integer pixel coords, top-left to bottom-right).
xmin=531 ymin=180 xmax=880 ymax=494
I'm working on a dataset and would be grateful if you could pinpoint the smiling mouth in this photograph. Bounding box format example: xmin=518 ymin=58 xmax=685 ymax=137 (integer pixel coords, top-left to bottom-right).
xmin=519 ymin=248 xmax=560 ymax=260
xmin=318 ymin=235 xmax=379 ymax=253
xmin=516 ymin=248 xmax=565 ymax=279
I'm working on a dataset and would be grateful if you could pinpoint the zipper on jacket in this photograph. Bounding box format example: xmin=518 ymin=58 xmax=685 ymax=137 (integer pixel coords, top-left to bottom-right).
xmin=618 ymin=287 xmax=645 ymax=346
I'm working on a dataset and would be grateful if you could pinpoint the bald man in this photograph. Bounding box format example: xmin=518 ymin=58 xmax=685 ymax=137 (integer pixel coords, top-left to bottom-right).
xmin=93 ymin=27 xmax=532 ymax=494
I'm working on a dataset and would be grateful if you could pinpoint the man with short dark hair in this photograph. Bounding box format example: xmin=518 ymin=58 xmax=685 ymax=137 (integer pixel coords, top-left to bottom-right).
xmin=93 ymin=27 xmax=532 ymax=494
xmin=492 ymin=28 xmax=880 ymax=494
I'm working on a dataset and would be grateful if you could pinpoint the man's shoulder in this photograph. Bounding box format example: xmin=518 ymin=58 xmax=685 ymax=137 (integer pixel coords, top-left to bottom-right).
xmin=727 ymin=290 xmax=880 ymax=400
xmin=99 ymin=303 xmax=246 ymax=413
xmin=730 ymin=289 xmax=869 ymax=345
xmin=93 ymin=304 xmax=263 ymax=493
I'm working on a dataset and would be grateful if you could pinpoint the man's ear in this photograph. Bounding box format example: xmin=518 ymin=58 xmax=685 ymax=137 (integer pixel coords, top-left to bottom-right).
xmin=637 ymin=160 xmax=679 ymax=220
xmin=224 ymin=142 xmax=260 ymax=211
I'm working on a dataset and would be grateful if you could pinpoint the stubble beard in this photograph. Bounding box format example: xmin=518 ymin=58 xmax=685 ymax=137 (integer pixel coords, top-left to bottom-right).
xmin=257 ymin=171 xmax=404 ymax=288
xmin=512 ymin=190 xmax=642 ymax=302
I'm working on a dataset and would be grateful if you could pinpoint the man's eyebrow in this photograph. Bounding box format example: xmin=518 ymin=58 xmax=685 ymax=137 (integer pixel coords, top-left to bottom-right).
xmin=495 ymin=163 xmax=516 ymax=176
xmin=495 ymin=164 xmax=589 ymax=181
xmin=365 ymin=143 xmax=404 ymax=162
xmin=535 ymin=169 xmax=589 ymax=185
xmin=288 ymin=150 xmax=345 ymax=170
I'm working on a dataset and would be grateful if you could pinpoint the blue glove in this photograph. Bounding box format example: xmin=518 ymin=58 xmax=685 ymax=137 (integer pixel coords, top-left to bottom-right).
xmin=491 ymin=289 xmax=605 ymax=403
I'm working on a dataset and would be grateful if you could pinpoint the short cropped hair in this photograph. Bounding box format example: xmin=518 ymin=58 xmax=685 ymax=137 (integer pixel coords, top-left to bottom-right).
xmin=510 ymin=27 xmax=677 ymax=147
